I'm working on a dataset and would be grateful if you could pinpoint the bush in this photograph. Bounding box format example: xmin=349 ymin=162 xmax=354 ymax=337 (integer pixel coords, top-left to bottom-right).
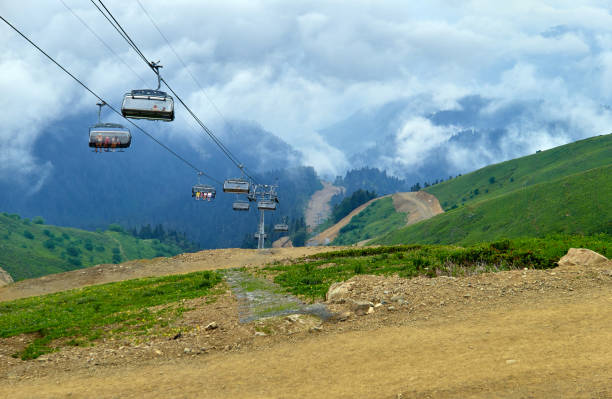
xmin=66 ymin=247 xmax=81 ymax=257
xmin=33 ymin=216 xmax=45 ymax=225
xmin=95 ymin=246 xmax=105 ymax=252
xmin=23 ymin=230 xmax=34 ymax=240
xmin=107 ymin=224 xmax=125 ymax=233
xmin=43 ymin=230 xmax=53 ymax=237
xmin=43 ymin=240 xmax=56 ymax=250
xmin=84 ymin=242 xmax=94 ymax=251
xmin=112 ymin=254 xmax=122 ymax=264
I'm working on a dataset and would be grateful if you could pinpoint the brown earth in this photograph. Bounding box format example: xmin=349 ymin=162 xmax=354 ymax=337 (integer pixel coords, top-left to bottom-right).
xmin=272 ymin=236 xmax=293 ymax=248
xmin=0 ymin=246 xmax=345 ymax=302
xmin=392 ymin=191 xmax=444 ymax=225
xmin=308 ymin=191 xmax=444 ymax=246
xmin=1 ymin=253 xmax=611 ymax=398
xmin=304 ymin=181 xmax=344 ymax=232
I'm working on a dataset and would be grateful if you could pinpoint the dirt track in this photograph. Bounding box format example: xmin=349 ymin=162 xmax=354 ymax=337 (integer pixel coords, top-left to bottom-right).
xmin=308 ymin=191 xmax=444 ymax=246
xmin=1 ymin=255 xmax=611 ymax=398
xmin=304 ymin=181 xmax=344 ymax=232
xmin=0 ymin=247 xmax=344 ymax=302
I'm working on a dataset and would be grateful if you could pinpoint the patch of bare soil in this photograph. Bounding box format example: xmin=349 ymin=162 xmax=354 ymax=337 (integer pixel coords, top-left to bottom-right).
xmin=0 ymin=246 xmax=347 ymax=302
xmin=392 ymin=191 xmax=444 ymax=225
xmin=272 ymin=236 xmax=292 ymax=248
xmin=304 ymin=181 xmax=344 ymax=232
xmin=1 ymin=258 xmax=611 ymax=398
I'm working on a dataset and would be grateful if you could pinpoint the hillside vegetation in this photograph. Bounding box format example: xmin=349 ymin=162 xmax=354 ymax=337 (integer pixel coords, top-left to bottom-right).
xmin=0 ymin=213 xmax=184 ymax=281
xmin=375 ymin=164 xmax=612 ymax=245
xmin=0 ymin=270 xmax=222 ymax=359
xmin=425 ymin=133 xmax=611 ymax=210
xmin=260 ymin=234 xmax=611 ymax=300
xmin=331 ymin=197 xmax=405 ymax=245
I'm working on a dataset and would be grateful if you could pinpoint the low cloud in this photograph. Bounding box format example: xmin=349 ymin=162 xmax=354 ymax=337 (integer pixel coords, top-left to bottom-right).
xmin=2 ymin=0 xmax=612 ymax=183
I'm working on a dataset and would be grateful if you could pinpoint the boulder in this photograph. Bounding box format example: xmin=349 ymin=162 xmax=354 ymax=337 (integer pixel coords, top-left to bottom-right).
xmin=326 ymin=281 xmax=354 ymax=303
xmin=351 ymin=300 xmax=374 ymax=316
xmin=558 ymin=248 xmax=609 ymax=267
xmin=0 ymin=267 xmax=13 ymax=287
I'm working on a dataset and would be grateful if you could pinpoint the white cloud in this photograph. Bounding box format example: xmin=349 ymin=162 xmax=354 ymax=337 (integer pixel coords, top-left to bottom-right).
xmin=1 ymin=0 xmax=612 ymax=182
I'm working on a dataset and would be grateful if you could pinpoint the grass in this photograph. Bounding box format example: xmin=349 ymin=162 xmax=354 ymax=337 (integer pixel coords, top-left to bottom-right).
xmin=0 ymin=213 xmax=184 ymax=281
xmin=332 ymin=197 xmax=406 ymax=245
xmin=374 ymin=165 xmax=612 ymax=246
xmin=426 ymin=133 xmax=612 ymax=210
xmin=0 ymin=270 xmax=223 ymax=360
xmin=260 ymin=234 xmax=611 ymax=301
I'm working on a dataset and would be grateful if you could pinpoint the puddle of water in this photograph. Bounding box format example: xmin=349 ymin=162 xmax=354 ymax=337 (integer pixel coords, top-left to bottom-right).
xmin=224 ymin=270 xmax=333 ymax=323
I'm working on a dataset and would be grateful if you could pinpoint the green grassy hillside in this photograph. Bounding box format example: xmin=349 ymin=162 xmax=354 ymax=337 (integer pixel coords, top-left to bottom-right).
xmin=426 ymin=134 xmax=611 ymax=210
xmin=0 ymin=213 xmax=184 ymax=281
xmin=374 ymin=165 xmax=612 ymax=245
xmin=332 ymin=197 xmax=406 ymax=245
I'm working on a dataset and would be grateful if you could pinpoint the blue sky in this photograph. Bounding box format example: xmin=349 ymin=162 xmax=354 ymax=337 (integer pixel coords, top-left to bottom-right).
xmin=1 ymin=0 xmax=612 ymax=180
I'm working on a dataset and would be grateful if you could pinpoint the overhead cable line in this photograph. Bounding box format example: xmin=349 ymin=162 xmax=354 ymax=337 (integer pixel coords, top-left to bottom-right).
xmin=0 ymin=14 xmax=220 ymax=185
xmin=92 ymin=0 xmax=258 ymax=183
xmin=59 ymin=0 xmax=148 ymax=86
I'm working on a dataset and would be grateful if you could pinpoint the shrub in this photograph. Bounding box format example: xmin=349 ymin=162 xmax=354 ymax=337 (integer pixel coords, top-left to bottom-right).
xmin=107 ymin=224 xmax=124 ymax=233
xmin=33 ymin=216 xmax=45 ymax=225
xmin=23 ymin=230 xmax=34 ymax=240
xmin=66 ymin=247 xmax=81 ymax=257
xmin=489 ymin=176 xmax=496 ymax=184
xmin=43 ymin=230 xmax=53 ymax=237
xmin=43 ymin=240 xmax=56 ymax=250
xmin=84 ymin=242 xmax=94 ymax=251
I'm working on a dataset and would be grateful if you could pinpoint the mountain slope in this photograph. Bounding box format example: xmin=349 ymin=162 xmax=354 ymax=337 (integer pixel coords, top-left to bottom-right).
xmin=374 ymin=164 xmax=612 ymax=245
xmin=0 ymin=213 xmax=183 ymax=281
xmin=424 ymin=133 xmax=612 ymax=210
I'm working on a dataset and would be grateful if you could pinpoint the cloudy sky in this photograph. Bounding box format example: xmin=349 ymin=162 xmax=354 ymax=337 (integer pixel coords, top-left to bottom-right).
xmin=1 ymin=0 xmax=611 ymax=181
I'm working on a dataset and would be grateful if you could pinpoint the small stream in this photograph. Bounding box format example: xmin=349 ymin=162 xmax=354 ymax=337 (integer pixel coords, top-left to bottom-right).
xmin=224 ymin=270 xmax=333 ymax=323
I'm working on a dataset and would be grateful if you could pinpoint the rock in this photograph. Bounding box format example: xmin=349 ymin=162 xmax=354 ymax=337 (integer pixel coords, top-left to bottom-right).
xmin=254 ymin=331 xmax=267 ymax=336
xmin=390 ymin=295 xmax=404 ymax=302
xmin=154 ymin=349 xmax=163 ymax=355
xmin=374 ymin=303 xmax=383 ymax=308
xmin=285 ymin=314 xmax=302 ymax=323
xmin=0 ymin=267 xmax=13 ymax=287
xmin=558 ymin=248 xmax=609 ymax=267
xmin=387 ymin=306 xmax=396 ymax=311
xmin=505 ymin=359 xmax=517 ymax=365
xmin=172 ymin=332 xmax=182 ymax=340
xmin=309 ymin=326 xmax=323 ymax=333
xmin=184 ymin=348 xmax=192 ymax=354
xmin=326 ymin=281 xmax=354 ymax=303
xmin=336 ymin=311 xmax=352 ymax=322
xmin=351 ymin=300 xmax=374 ymax=316
xmin=205 ymin=322 xmax=218 ymax=331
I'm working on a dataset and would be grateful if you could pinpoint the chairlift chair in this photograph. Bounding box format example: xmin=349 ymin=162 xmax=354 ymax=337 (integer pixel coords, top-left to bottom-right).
xmin=254 ymin=232 xmax=268 ymax=239
xmin=257 ymin=200 xmax=277 ymax=211
xmin=232 ymin=200 xmax=250 ymax=211
xmin=121 ymin=62 xmax=175 ymax=121
xmin=223 ymin=178 xmax=250 ymax=194
xmin=192 ymin=184 xmax=216 ymax=201
xmin=273 ymin=223 xmax=289 ymax=232
xmin=89 ymin=102 xmax=131 ymax=152
xmin=121 ymin=89 xmax=174 ymax=121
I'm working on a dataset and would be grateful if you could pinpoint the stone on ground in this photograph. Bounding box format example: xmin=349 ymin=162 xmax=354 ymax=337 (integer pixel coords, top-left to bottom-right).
xmin=558 ymin=248 xmax=609 ymax=267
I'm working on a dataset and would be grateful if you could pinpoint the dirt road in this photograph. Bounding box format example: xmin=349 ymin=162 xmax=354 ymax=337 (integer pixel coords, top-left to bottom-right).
xmin=304 ymin=181 xmax=344 ymax=232
xmin=1 ymin=259 xmax=611 ymax=398
xmin=0 ymin=246 xmax=344 ymax=302
xmin=308 ymin=191 xmax=444 ymax=246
